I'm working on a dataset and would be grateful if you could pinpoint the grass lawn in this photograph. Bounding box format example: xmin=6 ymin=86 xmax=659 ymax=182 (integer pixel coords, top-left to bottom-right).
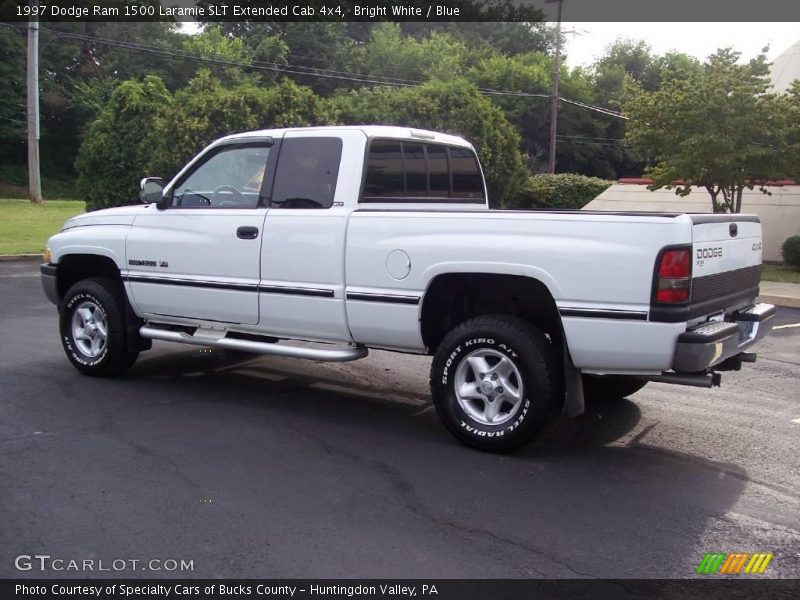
xmin=762 ymin=264 xmax=800 ymax=284
xmin=0 ymin=199 xmax=85 ymax=255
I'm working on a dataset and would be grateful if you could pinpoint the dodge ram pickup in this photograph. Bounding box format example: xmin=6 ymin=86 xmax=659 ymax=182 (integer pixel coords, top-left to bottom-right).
xmin=41 ymin=126 xmax=776 ymax=451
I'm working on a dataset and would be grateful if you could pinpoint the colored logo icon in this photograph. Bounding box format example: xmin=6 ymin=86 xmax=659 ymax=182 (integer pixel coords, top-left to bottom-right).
xmin=696 ymin=552 xmax=773 ymax=574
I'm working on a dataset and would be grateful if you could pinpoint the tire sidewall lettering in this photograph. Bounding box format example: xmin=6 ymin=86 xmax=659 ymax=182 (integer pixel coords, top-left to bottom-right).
xmin=63 ymin=292 xmax=109 ymax=368
xmin=439 ymin=336 xmax=531 ymax=438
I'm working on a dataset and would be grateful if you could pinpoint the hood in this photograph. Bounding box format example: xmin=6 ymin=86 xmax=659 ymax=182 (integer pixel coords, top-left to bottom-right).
xmin=62 ymin=204 xmax=153 ymax=231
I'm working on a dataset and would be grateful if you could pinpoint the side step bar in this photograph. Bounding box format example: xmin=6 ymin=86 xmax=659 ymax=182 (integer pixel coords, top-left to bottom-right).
xmin=139 ymin=326 xmax=368 ymax=362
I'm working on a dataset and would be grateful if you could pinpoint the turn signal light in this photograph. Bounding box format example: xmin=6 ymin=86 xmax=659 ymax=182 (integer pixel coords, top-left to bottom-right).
xmin=655 ymin=248 xmax=691 ymax=303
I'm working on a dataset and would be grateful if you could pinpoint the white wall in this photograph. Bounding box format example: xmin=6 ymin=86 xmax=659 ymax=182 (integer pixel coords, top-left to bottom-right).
xmin=584 ymin=184 xmax=800 ymax=262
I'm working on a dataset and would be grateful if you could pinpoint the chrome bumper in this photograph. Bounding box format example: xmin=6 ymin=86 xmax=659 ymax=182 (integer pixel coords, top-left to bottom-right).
xmin=40 ymin=263 xmax=59 ymax=305
xmin=672 ymin=303 xmax=776 ymax=373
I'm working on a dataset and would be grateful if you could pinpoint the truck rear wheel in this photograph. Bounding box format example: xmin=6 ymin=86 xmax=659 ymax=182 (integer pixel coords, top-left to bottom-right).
xmin=430 ymin=315 xmax=561 ymax=452
xmin=59 ymin=277 xmax=138 ymax=377
xmin=582 ymin=375 xmax=647 ymax=402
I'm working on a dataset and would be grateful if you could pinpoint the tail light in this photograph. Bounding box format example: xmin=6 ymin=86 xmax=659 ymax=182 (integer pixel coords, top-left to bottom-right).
xmin=654 ymin=247 xmax=691 ymax=303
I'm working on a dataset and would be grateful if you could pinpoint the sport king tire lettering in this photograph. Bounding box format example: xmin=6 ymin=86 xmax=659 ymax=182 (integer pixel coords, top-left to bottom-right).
xmin=441 ymin=337 xmax=530 ymax=437
xmin=63 ymin=293 xmax=108 ymax=367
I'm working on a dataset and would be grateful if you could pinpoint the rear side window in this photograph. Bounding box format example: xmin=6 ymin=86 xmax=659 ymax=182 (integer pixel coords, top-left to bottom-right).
xmin=271 ymin=137 xmax=343 ymax=209
xmin=362 ymin=140 xmax=485 ymax=203
xmin=450 ymin=147 xmax=484 ymax=198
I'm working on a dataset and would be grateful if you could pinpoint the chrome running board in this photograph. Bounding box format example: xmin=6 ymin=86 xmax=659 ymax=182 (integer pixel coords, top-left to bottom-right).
xmin=139 ymin=326 xmax=368 ymax=362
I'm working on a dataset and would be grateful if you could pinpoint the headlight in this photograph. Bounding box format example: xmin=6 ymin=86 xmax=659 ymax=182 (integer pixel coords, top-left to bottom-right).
xmin=43 ymin=247 xmax=52 ymax=264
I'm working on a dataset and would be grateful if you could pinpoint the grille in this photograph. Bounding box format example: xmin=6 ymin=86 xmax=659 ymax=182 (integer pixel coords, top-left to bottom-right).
xmin=692 ymin=265 xmax=762 ymax=304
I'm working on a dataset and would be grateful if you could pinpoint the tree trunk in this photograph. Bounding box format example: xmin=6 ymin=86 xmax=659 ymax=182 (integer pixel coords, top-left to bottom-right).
xmin=705 ymin=186 xmax=724 ymax=213
xmin=734 ymin=186 xmax=744 ymax=213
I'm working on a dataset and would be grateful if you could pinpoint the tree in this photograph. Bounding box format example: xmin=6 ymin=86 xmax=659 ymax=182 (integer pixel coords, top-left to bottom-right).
xmin=147 ymin=71 xmax=324 ymax=178
xmin=782 ymin=81 xmax=800 ymax=181
xmin=324 ymin=78 xmax=527 ymax=207
xmin=75 ymin=76 xmax=172 ymax=210
xmin=625 ymin=49 xmax=793 ymax=213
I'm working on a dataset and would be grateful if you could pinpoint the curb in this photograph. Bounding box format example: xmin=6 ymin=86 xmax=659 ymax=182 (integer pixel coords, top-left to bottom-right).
xmin=0 ymin=254 xmax=40 ymax=262
xmin=758 ymin=294 xmax=800 ymax=310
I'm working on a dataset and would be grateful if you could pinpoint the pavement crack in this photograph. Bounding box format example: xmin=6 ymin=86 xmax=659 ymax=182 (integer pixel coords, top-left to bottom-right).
xmin=625 ymin=444 xmax=799 ymax=501
xmin=116 ymin=433 xmax=202 ymax=491
xmin=299 ymin=429 xmax=597 ymax=578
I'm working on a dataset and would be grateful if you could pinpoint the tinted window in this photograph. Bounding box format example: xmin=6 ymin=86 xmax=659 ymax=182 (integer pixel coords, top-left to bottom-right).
xmin=427 ymin=145 xmax=450 ymax=197
xmin=450 ymin=147 xmax=484 ymax=198
xmin=271 ymin=137 xmax=343 ymax=209
xmin=173 ymin=145 xmax=270 ymax=208
xmin=364 ymin=141 xmax=404 ymax=198
xmin=362 ymin=140 xmax=485 ymax=203
xmin=403 ymin=143 xmax=427 ymax=197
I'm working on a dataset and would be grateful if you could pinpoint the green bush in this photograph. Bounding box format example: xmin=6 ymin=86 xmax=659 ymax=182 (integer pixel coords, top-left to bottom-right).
xmin=324 ymin=79 xmax=529 ymax=208
xmin=782 ymin=235 xmax=800 ymax=269
xmin=513 ymin=173 xmax=613 ymax=210
xmin=76 ymin=76 xmax=172 ymax=211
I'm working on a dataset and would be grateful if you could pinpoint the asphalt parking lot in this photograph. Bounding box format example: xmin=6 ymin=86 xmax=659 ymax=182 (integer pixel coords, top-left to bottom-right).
xmin=1 ymin=260 xmax=799 ymax=579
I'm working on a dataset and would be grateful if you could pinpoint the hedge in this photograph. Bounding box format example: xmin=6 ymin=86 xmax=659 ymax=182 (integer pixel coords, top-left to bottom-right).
xmin=512 ymin=173 xmax=613 ymax=210
xmin=782 ymin=235 xmax=800 ymax=269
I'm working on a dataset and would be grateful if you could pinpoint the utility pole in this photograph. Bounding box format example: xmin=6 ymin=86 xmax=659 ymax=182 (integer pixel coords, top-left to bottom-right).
xmin=27 ymin=4 xmax=42 ymax=204
xmin=546 ymin=0 xmax=563 ymax=174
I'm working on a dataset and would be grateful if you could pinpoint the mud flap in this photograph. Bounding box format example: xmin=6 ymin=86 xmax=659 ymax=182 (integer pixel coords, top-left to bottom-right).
xmin=125 ymin=299 xmax=152 ymax=353
xmin=562 ymin=346 xmax=585 ymax=417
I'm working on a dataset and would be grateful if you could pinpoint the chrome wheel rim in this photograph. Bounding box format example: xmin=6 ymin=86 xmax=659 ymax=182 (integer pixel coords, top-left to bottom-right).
xmin=71 ymin=301 xmax=108 ymax=358
xmin=454 ymin=348 xmax=524 ymax=426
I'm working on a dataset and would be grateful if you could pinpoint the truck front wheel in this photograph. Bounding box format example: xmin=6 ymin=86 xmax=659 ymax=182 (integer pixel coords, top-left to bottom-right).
xmin=59 ymin=278 xmax=139 ymax=377
xmin=430 ymin=315 xmax=561 ymax=452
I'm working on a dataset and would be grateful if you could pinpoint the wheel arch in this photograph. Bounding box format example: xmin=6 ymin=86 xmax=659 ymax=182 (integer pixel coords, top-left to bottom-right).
xmin=54 ymin=254 xmax=150 ymax=354
xmin=54 ymin=253 xmax=122 ymax=301
xmin=420 ymin=271 xmax=585 ymax=417
xmin=419 ymin=272 xmax=564 ymax=353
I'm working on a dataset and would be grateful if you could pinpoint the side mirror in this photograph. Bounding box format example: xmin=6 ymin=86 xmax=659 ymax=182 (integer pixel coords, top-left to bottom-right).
xmin=139 ymin=177 xmax=164 ymax=205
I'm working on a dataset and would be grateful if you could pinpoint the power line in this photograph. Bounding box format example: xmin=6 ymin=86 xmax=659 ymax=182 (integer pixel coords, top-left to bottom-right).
xmin=559 ymin=97 xmax=628 ymax=120
xmin=0 ymin=114 xmax=26 ymax=125
xmin=0 ymin=22 xmax=627 ymax=119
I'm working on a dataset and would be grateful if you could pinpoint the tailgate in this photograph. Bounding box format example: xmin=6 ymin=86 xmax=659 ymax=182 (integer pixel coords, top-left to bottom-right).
xmin=689 ymin=215 xmax=762 ymax=320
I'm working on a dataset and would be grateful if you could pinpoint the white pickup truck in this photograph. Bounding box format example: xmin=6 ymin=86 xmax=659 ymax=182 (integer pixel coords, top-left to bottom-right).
xmin=41 ymin=126 xmax=775 ymax=451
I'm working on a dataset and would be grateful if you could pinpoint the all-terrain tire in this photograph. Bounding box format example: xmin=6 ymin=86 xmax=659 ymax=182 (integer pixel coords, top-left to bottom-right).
xmin=59 ymin=277 xmax=139 ymax=377
xmin=430 ymin=315 xmax=561 ymax=452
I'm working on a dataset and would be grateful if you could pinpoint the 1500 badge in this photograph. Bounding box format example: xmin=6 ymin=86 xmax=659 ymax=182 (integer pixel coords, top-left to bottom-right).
xmin=129 ymin=259 xmax=169 ymax=268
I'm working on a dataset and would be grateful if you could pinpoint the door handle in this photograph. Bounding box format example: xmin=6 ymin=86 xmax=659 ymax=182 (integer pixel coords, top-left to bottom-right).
xmin=236 ymin=226 xmax=259 ymax=240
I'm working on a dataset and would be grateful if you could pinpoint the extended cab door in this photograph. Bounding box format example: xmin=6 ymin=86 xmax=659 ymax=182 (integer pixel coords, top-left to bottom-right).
xmin=125 ymin=139 xmax=278 ymax=325
xmin=256 ymin=130 xmax=362 ymax=342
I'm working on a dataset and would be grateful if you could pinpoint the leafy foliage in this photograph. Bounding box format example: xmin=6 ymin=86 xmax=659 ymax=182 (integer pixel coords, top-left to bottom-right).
xmin=147 ymin=72 xmax=324 ymax=178
xmin=782 ymin=236 xmax=800 ymax=270
xmin=324 ymin=78 xmax=527 ymax=207
xmin=515 ymin=174 xmax=612 ymax=210
xmin=75 ymin=76 xmax=172 ymax=211
xmin=625 ymin=49 xmax=795 ymax=212
xmin=4 ymin=19 xmax=798 ymax=209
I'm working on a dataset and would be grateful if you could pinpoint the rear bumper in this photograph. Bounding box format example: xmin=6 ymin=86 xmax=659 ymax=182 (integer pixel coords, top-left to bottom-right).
xmin=40 ymin=263 xmax=59 ymax=305
xmin=672 ymin=303 xmax=776 ymax=372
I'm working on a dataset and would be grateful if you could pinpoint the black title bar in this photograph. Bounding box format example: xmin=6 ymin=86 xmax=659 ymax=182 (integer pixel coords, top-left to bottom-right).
xmin=2 ymin=0 xmax=800 ymax=22
xmin=4 ymin=579 xmax=800 ymax=600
